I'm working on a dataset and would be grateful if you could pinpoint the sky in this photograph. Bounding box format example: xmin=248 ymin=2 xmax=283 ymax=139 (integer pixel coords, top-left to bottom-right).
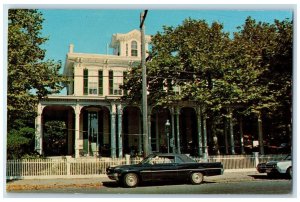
xmin=40 ymin=9 xmax=293 ymax=69
xmin=38 ymin=8 xmax=293 ymax=96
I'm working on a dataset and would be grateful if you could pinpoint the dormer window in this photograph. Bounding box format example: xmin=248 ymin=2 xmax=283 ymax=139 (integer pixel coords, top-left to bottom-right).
xmin=131 ymin=41 xmax=138 ymax=56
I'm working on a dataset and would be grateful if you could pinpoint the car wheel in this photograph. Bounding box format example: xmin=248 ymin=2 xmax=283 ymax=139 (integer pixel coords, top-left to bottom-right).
xmin=287 ymin=167 xmax=292 ymax=179
xmin=190 ymin=172 xmax=204 ymax=184
xmin=123 ymin=173 xmax=138 ymax=188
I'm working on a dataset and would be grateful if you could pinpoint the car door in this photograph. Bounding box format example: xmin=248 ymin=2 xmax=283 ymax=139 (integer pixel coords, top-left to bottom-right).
xmin=139 ymin=164 xmax=153 ymax=182
xmin=175 ymin=155 xmax=198 ymax=180
xmin=150 ymin=156 xmax=178 ymax=181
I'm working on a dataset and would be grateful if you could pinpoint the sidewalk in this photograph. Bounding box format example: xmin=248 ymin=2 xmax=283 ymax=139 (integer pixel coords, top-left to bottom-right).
xmin=6 ymin=177 xmax=109 ymax=191
xmin=6 ymin=169 xmax=258 ymax=191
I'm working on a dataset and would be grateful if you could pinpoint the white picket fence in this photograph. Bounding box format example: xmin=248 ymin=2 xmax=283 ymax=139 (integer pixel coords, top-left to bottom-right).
xmin=6 ymin=154 xmax=287 ymax=179
xmin=204 ymin=154 xmax=286 ymax=169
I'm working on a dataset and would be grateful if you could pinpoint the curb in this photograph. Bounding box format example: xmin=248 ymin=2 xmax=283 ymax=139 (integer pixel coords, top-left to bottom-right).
xmin=7 ymin=174 xmax=108 ymax=180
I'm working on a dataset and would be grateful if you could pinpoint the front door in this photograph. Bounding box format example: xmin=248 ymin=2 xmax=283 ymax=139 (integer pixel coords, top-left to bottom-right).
xmin=88 ymin=112 xmax=98 ymax=156
xmin=83 ymin=111 xmax=99 ymax=156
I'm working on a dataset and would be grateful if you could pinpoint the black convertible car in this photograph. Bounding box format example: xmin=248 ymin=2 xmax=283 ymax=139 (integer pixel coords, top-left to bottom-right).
xmin=106 ymin=153 xmax=224 ymax=187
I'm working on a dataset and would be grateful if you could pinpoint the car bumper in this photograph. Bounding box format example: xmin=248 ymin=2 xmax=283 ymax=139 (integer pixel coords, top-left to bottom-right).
xmin=266 ymin=168 xmax=278 ymax=174
xmin=107 ymin=173 xmax=120 ymax=180
xmin=256 ymin=163 xmax=267 ymax=173
xmin=276 ymin=167 xmax=287 ymax=174
xmin=257 ymin=168 xmax=266 ymax=173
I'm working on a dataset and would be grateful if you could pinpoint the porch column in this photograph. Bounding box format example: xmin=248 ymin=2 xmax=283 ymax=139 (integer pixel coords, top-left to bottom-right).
xmin=35 ymin=103 xmax=43 ymax=155
xmin=110 ymin=103 xmax=117 ymax=158
xmin=239 ymin=116 xmax=245 ymax=154
xmin=203 ymin=110 xmax=208 ymax=160
xmin=197 ymin=107 xmax=203 ymax=157
xmin=74 ymin=104 xmax=81 ymax=158
xmin=170 ymin=107 xmax=175 ymax=153
xmin=175 ymin=107 xmax=181 ymax=154
xmin=138 ymin=111 xmax=142 ymax=155
xmin=67 ymin=110 xmax=73 ymax=155
xmin=155 ymin=112 xmax=159 ymax=151
xmin=229 ymin=108 xmax=236 ymax=155
xmin=224 ymin=117 xmax=229 ymax=154
xmin=117 ymin=104 xmax=123 ymax=158
xmin=257 ymin=112 xmax=264 ymax=155
xmin=147 ymin=108 xmax=152 ymax=154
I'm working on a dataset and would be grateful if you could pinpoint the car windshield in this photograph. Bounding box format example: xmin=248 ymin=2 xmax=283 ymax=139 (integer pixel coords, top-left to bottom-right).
xmin=177 ymin=154 xmax=196 ymax=163
xmin=139 ymin=154 xmax=157 ymax=165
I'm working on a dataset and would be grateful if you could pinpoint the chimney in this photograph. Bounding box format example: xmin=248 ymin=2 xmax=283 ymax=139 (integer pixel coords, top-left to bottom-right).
xmin=69 ymin=44 xmax=74 ymax=53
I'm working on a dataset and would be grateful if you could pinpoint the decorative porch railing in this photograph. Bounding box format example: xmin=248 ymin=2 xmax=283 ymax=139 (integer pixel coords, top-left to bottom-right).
xmin=6 ymin=154 xmax=287 ymax=179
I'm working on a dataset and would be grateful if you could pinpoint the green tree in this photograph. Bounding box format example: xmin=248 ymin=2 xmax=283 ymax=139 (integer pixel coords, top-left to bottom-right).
xmin=7 ymin=9 xmax=68 ymax=158
xmin=263 ymin=19 xmax=293 ymax=145
xmin=43 ymin=121 xmax=68 ymax=156
xmin=123 ymin=19 xmax=233 ymax=154
xmin=123 ymin=16 xmax=292 ymax=155
xmin=134 ymin=19 xmax=232 ymax=108
xmin=231 ymin=17 xmax=292 ymax=154
xmin=232 ymin=17 xmax=278 ymax=114
xmin=7 ymin=120 xmax=35 ymax=159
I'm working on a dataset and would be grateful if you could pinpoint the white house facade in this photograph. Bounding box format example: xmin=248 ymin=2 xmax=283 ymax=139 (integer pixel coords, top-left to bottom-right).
xmin=35 ymin=29 xmax=211 ymax=158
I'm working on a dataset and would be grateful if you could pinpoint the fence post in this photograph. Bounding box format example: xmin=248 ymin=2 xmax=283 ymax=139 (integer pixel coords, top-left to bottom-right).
xmin=253 ymin=152 xmax=259 ymax=167
xmin=202 ymin=152 xmax=208 ymax=162
xmin=125 ymin=154 xmax=130 ymax=165
xmin=66 ymin=156 xmax=71 ymax=176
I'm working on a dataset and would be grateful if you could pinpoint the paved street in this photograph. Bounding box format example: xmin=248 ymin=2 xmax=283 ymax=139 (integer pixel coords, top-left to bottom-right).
xmin=6 ymin=170 xmax=294 ymax=196
xmin=8 ymin=180 xmax=292 ymax=195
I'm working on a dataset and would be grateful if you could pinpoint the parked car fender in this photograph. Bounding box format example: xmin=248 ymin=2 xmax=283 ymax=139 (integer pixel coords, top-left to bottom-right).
xmin=260 ymin=154 xmax=292 ymax=179
xmin=276 ymin=161 xmax=292 ymax=174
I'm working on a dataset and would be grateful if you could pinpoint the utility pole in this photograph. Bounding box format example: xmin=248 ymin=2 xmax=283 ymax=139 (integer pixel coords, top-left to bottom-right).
xmin=140 ymin=10 xmax=149 ymax=157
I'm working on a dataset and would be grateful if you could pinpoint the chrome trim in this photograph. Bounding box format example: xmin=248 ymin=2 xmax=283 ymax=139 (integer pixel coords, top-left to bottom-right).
xmin=140 ymin=168 xmax=222 ymax=173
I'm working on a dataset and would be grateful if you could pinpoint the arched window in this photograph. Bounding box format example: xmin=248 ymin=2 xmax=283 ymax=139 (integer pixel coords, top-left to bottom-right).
xmin=131 ymin=41 xmax=138 ymax=56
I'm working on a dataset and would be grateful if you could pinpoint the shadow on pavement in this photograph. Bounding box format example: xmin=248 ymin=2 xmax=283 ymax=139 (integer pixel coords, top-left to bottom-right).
xmin=6 ymin=179 xmax=21 ymax=184
xmin=248 ymin=174 xmax=291 ymax=180
xmin=102 ymin=181 xmax=120 ymax=188
xmin=102 ymin=180 xmax=216 ymax=188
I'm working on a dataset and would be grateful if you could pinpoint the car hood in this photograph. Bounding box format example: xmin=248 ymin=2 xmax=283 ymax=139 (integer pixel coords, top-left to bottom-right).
xmin=109 ymin=164 xmax=140 ymax=170
xmin=266 ymin=161 xmax=278 ymax=165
